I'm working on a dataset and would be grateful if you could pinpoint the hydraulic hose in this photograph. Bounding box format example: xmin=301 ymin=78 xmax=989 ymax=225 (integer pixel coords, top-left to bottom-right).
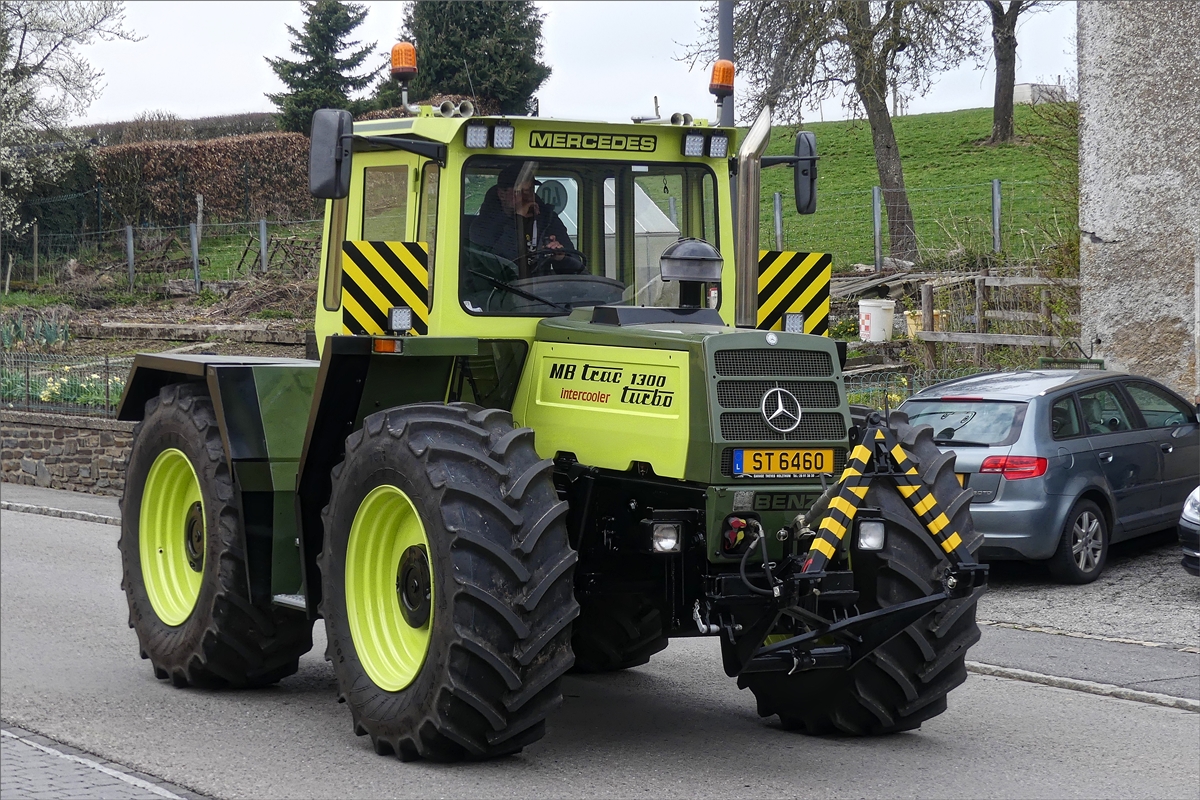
xmin=738 ymin=521 xmax=775 ymax=597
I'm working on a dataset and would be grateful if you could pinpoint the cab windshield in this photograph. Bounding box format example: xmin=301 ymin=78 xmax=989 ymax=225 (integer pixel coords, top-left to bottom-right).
xmin=459 ymin=157 xmax=719 ymax=316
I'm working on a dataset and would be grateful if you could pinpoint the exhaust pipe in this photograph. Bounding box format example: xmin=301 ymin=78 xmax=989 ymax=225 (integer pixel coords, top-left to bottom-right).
xmin=457 ymin=99 xmax=474 ymax=118
xmin=436 ymin=100 xmax=476 ymax=118
xmin=735 ymin=106 xmax=772 ymax=328
xmin=438 ymin=100 xmax=458 ymax=118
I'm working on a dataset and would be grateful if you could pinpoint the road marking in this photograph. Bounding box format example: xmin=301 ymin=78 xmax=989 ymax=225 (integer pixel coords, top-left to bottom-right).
xmin=966 ymin=662 xmax=1200 ymax=712
xmin=0 ymin=502 xmax=120 ymax=527
xmin=979 ymin=619 xmax=1199 ymax=654
xmin=0 ymin=729 xmax=184 ymax=798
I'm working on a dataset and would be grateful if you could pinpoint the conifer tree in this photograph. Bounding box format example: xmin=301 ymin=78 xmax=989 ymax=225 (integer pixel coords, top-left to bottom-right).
xmin=374 ymin=1 xmax=550 ymax=116
xmin=266 ymin=0 xmax=375 ymax=133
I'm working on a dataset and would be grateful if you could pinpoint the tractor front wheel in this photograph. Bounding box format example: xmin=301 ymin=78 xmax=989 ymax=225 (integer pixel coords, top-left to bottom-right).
xmin=319 ymin=403 xmax=579 ymax=761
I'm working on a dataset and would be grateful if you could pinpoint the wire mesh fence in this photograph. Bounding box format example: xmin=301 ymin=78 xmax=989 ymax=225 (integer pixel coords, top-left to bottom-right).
xmin=843 ymin=367 xmax=1001 ymax=410
xmin=1 ymin=218 xmax=323 ymax=290
xmin=762 ymin=180 xmax=1076 ymax=273
xmin=1 ymin=353 xmax=133 ymax=417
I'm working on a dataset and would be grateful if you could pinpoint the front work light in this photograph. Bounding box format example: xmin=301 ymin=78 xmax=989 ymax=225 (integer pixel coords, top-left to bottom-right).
xmin=651 ymin=523 xmax=682 ymax=553
xmin=388 ymin=305 xmax=413 ymax=333
xmin=707 ymin=134 xmax=729 ymax=159
xmin=465 ymin=124 xmax=489 ymax=149
xmin=784 ymin=312 xmax=805 ymax=333
xmin=492 ymin=123 xmax=515 ymax=149
xmin=682 ymin=131 xmax=706 ymax=157
xmin=857 ymin=519 xmax=886 ymax=551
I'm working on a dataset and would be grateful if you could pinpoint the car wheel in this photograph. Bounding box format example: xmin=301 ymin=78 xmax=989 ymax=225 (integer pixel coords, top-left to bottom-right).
xmin=1048 ymin=499 xmax=1109 ymax=584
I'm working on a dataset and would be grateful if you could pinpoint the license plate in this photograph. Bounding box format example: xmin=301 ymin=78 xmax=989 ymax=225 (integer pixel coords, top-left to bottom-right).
xmin=733 ymin=448 xmax=835 ymax=476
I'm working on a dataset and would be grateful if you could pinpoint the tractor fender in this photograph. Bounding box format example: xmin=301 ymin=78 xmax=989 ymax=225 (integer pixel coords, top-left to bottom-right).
xmin=295 ymin=334 xmax=479 ymax=616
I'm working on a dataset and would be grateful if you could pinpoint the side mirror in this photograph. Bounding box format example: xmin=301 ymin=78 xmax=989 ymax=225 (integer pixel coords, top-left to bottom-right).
xmin=309 ymin=109 xmax=353 ymax=199
xmin=794 ymin=131 xmax=817 ymax=215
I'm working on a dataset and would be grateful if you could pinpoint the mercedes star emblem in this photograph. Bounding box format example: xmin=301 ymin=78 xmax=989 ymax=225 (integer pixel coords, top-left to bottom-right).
xmin=761 ymin=388 xmax=802 ymax=433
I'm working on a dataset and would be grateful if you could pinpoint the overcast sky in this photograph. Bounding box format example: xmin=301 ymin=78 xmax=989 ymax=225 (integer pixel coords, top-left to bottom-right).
xmin=75 ymin=1 xmax=1077 ymax=127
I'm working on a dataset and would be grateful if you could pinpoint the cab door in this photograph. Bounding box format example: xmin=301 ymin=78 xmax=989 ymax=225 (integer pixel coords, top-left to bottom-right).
xmin=315 ymin=151 xmax=430 ymax=348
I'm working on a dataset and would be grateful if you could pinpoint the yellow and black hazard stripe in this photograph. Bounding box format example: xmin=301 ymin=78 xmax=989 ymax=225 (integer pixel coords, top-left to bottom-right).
xmin=875 ymin=428 xmax=970 ymax=562
xmin=804 ymin=441 xmax=872 ymax=571
xmin=341 ymin=240 xmax=429 ymax=336
xmin=803 ymin=426 xmax=974 ymax=572
xmin=756 ymin=251 xmax=831 ymax=335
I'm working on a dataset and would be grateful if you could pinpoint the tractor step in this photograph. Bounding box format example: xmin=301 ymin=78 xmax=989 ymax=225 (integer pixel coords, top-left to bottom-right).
xmin=272 ymin=593 xmax=307 ymax=611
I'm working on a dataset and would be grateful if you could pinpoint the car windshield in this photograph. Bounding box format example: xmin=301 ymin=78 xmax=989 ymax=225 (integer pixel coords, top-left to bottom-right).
xmin=900 ymin=399 xmax=1027 ymax=446
xmin=459 ymin=156 xmax=719 ymax=316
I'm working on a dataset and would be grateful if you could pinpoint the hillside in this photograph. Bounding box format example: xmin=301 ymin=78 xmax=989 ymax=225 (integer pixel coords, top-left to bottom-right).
xmin=756 ymin=105 xmax=1077 ymax=271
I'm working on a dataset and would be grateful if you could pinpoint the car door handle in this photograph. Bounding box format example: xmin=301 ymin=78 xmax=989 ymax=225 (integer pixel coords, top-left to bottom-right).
xmin=1098 ymin=451 xmax=1113 ymax=462
xmin=1160 ymin=443 xmax=1174 ymax=454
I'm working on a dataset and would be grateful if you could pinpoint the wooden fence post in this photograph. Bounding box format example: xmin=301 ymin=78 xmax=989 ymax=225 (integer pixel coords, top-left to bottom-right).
xmin=974 ymin=267 xmax=989 ymax=366
xmin=921 ymin=282 xmax=935 ymax=369
xmin=32 ymin=222 xmax=38 ymax=284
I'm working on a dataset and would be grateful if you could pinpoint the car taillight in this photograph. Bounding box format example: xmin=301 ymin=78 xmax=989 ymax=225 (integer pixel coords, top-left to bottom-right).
xmin=979 ymin=455 xmax=1047 ymax=480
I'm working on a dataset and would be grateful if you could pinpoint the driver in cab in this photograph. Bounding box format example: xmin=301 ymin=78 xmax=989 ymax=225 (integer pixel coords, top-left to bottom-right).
xmin=469 ymin=162 xmax=583 ymax=276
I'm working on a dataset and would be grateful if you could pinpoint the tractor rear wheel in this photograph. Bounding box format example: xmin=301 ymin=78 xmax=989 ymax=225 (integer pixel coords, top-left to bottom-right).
xmin=571 ymin=594 xmax=668 ymax=673
xmin=738 ymin=412 xmax=984 ymax=734
xmin=319 ymin=403 xmax=579 ymax=761
xmin=118 ymin=383 xmax=313 ymax=688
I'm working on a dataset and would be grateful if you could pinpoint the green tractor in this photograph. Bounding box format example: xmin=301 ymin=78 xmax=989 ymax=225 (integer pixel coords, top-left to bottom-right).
xmin=116 ymin=52 xmax=987 ymax=761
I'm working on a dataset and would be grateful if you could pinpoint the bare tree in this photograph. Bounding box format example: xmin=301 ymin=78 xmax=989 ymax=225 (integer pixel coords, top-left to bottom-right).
xmin=985 ymin=1 xmax=1054 ymax=144
xmin=686 ymin=1 xmax=983 ymax=263
xmin=0 ymin=1 xmax=138 ymax=236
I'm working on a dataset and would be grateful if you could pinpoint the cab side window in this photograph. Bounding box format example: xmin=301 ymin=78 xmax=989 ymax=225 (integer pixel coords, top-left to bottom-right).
xmin=1123 ymin=381 xmax=1196 ymax=428
xmin=1050 ymin=396 xmax=1082 ymax=439
xmin=362 ymin=165 xmax=409 ymax=241
xmin=1077 ymin=385 xmax=1136 ymax=434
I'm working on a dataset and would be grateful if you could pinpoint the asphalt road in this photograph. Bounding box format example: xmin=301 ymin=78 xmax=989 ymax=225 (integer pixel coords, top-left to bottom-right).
xmin=2 ymin=508 xmax=1198 ymax=800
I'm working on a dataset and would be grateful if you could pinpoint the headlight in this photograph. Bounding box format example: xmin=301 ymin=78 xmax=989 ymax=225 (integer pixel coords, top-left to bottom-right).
xmin=651 ymin=523 xmax=681 ymax=553
xmin=857 ymin=519 xmax=886 ymax=551
xmin=1183 ymin=487 xmax=1200 ymax=525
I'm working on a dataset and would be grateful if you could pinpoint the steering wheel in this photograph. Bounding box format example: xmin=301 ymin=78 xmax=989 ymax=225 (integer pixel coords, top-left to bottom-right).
xmin=523 ymin=247 xmax=588 ymax=276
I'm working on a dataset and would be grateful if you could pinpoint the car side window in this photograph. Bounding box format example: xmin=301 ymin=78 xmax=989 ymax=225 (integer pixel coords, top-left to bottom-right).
xmin=1050 ymin=396 xmax=1082 ymax=439
xmin=1077 ymin=385 xmax=1136 ymax=434
xmin=1123 ymin=381 xmax=1196 ymax=428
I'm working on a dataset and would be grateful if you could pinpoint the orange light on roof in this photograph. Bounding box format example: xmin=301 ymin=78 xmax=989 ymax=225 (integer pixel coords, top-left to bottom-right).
xmin=709 ymin=59 xmax=734 ymax=99
xmin=391 ymin=42 xmax=417 ymax=80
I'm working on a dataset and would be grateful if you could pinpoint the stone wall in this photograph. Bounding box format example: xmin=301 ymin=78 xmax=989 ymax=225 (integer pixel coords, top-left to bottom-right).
xmin=1078 ymin=2 xmax=1200 ymax=401
xmin=0 ymin=411 xmax=135 ymax=496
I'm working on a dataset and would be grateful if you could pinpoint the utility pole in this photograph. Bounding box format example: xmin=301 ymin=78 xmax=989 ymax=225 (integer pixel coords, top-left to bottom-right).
xmin=719 ymin=0 xmax=736 ymax=230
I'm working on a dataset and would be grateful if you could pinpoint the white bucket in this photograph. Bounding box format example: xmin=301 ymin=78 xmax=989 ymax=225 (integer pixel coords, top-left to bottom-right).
xmin=858 ymin=299 xmax=896 ymax=342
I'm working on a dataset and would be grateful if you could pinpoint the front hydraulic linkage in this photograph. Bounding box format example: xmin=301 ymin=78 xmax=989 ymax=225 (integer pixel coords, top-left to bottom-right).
xmin=713 ymin=413 xmax=989 ymax=678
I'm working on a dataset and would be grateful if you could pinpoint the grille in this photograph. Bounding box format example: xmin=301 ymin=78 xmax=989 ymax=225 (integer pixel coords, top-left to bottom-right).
xmin=719 ymin=411 xmax=846 ymax=442
xmin=714 ymin=349 xmax=832 ymax=377
xmin=721 ymin=447 xmax=847 ymax=477
xmin=717 ymin=380 xmax=839 ymax=409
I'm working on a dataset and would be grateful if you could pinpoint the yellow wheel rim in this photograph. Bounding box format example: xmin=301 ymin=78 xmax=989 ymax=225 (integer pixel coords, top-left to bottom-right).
xmin=346 ymin=485 xmax=434 ymax=692
xmin=139 ymin=448 xmax=205 ymax=626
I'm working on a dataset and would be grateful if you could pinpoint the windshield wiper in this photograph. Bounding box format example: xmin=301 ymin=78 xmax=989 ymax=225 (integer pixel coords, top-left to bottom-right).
xmin=468 ymin=270 xmax=569 ymax=312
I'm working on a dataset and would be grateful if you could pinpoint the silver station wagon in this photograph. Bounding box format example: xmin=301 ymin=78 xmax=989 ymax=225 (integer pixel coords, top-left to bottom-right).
xmin=898 ymin=370 xmax=1199 ymax=583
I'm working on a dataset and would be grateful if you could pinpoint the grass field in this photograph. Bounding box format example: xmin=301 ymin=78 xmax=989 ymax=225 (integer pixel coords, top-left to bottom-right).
xmin=757 ymin=105 xmax=1076 ymax=271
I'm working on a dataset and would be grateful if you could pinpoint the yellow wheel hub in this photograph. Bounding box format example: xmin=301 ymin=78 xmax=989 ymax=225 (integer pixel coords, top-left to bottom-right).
xmin=346 ymin=485 xmax=434 ymax=692
xmin=139 ymin=448 xmax=205 ymax=626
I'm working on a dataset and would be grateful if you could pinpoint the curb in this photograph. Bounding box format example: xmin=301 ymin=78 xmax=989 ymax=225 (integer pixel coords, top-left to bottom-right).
xmin=1 ymin=724 xmax=208 ymax=800
xmin=967 ymin=661 xmax=1200 ymax=712
xmin=0 ymin=501 xmax=120 ymax=527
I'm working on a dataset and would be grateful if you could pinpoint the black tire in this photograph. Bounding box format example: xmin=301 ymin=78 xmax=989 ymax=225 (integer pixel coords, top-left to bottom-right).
xmin=318 ymin=403 xmax=579 ymax=761
xmin=118 ymin=383 xmax=313 ymax=688
xmin=1047 ymin=499 xmax=1109 ymax=584
xmin=739 ymin=412 xmax=984 ymax=735
xmin=571 ymin=594 xmax=668 ymax=673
